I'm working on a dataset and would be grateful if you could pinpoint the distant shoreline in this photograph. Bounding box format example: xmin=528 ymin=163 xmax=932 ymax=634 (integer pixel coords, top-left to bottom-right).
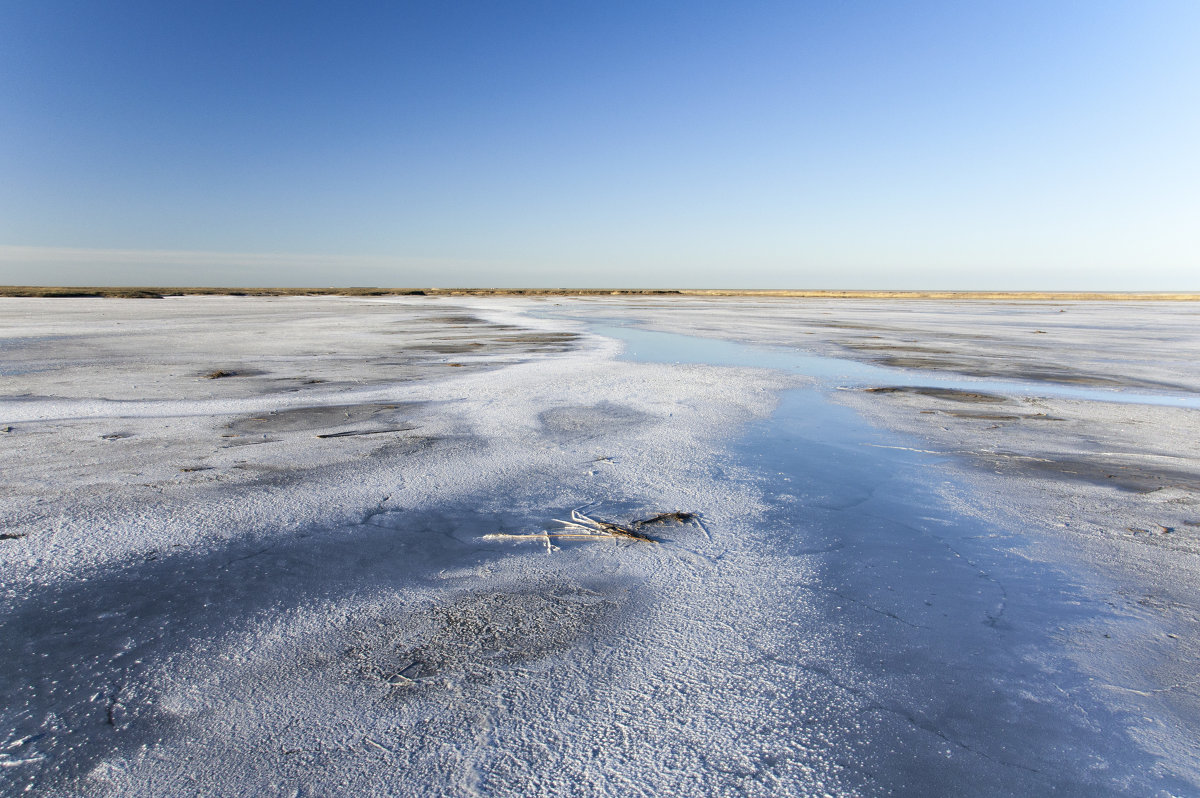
xmin=2 ymin=286 xmax=1199 ymax=301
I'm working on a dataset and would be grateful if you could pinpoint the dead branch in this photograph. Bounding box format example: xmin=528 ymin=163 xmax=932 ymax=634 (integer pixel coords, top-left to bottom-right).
xmin=482 ymin=505 xmax=702 ymax=551
xmin=633 ymin=511 xmax=696 ymax=526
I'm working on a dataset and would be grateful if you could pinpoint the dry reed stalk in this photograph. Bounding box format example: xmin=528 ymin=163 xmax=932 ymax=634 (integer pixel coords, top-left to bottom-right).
xmin=482 ymin=505 xmax=674 ymax=551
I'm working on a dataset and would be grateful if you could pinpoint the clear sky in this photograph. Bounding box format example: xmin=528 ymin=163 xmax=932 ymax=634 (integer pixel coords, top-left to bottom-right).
xmin=2 ymin=1 xmax=1198 ymax=289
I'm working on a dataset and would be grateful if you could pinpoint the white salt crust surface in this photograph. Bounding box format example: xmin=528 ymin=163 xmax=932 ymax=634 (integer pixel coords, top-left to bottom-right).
xmin=3 ymin=297 xmax=868 ymax=796
xmin=834 ymin=390 xmax=1200 ymax=790
xmin=555 ymin=296 xmax=1200 ymax=393
xmin=553 ymin=296 xmax=1200 ymax=793
xmin=3 ymin=295 xmax=1199 ymax=796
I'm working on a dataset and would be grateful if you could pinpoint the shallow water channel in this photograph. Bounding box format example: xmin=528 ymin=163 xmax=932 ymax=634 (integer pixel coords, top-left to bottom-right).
xmin=598 ymin=321 xmax=1192 ymax=796
xmin=602 ymin=323 xmax=1200 ymax=408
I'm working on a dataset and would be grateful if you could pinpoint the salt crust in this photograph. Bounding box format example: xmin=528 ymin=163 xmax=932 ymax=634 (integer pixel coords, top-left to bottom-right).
xmin=3 ymin=297 xmax=867 ymax=796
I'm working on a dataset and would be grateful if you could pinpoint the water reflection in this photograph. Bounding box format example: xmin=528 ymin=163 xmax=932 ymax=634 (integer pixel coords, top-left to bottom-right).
xmin=596 ymin=323 xmax=1200 ymax=408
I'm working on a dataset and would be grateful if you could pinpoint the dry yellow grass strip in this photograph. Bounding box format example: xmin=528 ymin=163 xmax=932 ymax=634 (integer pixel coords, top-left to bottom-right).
xmin=3 ymin=286 xmax=1198 ymax=301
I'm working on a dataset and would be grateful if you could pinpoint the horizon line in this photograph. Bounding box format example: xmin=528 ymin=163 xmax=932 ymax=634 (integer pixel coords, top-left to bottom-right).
xmin=3 ymin=286 xmax=1199 ymax=301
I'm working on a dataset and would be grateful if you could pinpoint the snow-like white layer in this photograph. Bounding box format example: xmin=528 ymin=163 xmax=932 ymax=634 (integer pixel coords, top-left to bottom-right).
xmin=548 ymin=296 xmax=1200 ymax=792
xmin=0 ymin=297 xmax=785 ymax=580
xmin=3 ymin=297 xmax=873 ymax=796
xmin=835 ymin=389 xmax=1200 ymax=788
xmin=550 ymin=295 xmax=1200 ymax=394
xmin=4 ymin=296 xmax=1199 ymax=795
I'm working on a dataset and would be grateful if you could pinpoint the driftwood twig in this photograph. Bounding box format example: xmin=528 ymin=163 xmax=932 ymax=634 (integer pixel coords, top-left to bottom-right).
xmin=482 ymin=505 xmax=702 ymax=552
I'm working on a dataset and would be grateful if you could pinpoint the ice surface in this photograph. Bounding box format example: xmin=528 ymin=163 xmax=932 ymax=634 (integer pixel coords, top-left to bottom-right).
xmin=2 ymin=296 xmax=1198 ymax=796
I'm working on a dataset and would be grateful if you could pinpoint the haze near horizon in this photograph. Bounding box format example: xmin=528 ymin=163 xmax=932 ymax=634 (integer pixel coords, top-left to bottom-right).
xmin=2 ymin=1 xmax=1198 ymax=289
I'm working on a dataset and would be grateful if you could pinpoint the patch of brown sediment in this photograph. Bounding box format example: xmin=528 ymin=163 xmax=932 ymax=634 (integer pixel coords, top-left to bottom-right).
xmin=383 ymin=332 xmax=579 ymax=357
xmin=497 ymin=332 xmax=577 ymax=344
xmin=265 ymin=376 xmax=327 ymax=393
xmin=201 ymin=368 xmax=265 ymax=380
xmin=374 ymin=317 xmax=584 ymax=370
xmin=864 ymin=386 xmax=1009 ymax=403
xmin=225 ymin=402 xmax=425 ymax=436
xmin=840 ymin=344 xmax=1195 ymax=392
xmin=383 ymin=324 xmax=580 ymax=357
xmin=875 ymin=355 xmax=1137 ymax=388
xmin=809 ymin=320 xmax=900 ymax=331
xmin=342 ymin=583 xmax=618 ymax=691
xmin=939 ymin=411 xmax=1024 ymax=421
xmin=931 ymin=410 xmax=1064 ymax=421
xmin=980 ymin=452 xmax=1200 ymax=494
xmin=495 ymin=331 xmax=580 ymax=352
xmin=429 ymin=314 xmax=487 ymax=325
xmin=845 ymin=343 xmax=958 ymax=355
xmin=314 ymin=427 xmax=417 ymax=439
xmin=416 ymin=341 xmax=487 ymax=354
xmin=219 ymin=436 xmax=283 ymax=448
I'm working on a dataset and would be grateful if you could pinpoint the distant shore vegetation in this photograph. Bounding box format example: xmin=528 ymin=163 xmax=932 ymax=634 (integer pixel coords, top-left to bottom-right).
xmin=2 ymin=286 xmax=1199 ymax=301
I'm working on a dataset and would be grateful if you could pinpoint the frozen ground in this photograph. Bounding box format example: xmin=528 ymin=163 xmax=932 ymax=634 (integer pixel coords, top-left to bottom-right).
xmin=1 ymin=296 xmax=1198 ymax=796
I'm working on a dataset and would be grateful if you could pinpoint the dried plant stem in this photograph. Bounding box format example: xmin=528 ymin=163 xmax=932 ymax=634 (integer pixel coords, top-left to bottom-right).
xmin=482 ymin=505 xmax=668 ymax=552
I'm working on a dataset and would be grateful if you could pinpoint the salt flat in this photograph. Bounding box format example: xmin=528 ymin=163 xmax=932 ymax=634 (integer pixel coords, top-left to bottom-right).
xmin=2 ymin=296 xmax=1198 ymax=796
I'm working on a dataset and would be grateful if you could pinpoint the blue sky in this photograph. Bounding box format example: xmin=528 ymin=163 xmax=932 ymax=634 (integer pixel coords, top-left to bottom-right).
xmin=2 ymin=1 xmax=1198 ymax=288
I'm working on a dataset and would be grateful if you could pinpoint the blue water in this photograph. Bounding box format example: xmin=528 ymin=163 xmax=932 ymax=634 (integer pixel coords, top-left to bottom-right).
xmin=597 ymin=322 xmax=1200 ymax=408
xmin=591 ymin=319 xmax=1196 ymax=795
